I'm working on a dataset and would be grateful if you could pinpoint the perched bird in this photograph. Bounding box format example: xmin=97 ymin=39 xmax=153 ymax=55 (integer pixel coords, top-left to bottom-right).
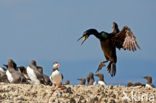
xmin=19 ymin=66 xmax=31 ymax=83
xmin=86 ymin=72 xmax=96 ymax=85
xmin=127 ymin=82 xmax=133 ymax=87
xmin=65 ymin=80 xmax=70 ymax=85
xmin=134 ymin=82 xmax=144 ymax=86
xmin=6 ymin=59 xmax=27 ymax=83
xmin=77 ymin=78 xmax=86 ymax=85
xmin=26 ymin=60 xmax=44 ymax=84
xmin=50 ymin=62 xmax=64 ymax=89
xmin=144 ymin=76 xmax=155 ymax=88
xmin=78 ymin=22 xmax=140 ymax=77
xmin=0 ymin=67 xmax=9 ymax=83
xmin=37 ymin=66 xmax=52 ymax=85
xmin=95 ymin=73 xmax=107 ymax=86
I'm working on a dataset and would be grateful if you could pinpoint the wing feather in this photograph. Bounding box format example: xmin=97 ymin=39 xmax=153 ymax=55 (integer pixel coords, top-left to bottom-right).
xmin=112 ymin=26 xmax=140 ymax=51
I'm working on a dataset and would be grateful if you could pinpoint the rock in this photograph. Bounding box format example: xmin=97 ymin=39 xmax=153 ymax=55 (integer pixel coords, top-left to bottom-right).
xmin=0 ymin=83 xmax=156 ymax=102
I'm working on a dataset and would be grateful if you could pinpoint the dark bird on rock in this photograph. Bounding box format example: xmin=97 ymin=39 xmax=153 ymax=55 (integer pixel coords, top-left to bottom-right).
xmin=37 ymin=66 xmax=52 ymax=86
xmin=95 ymin=73 xmax=106 ymax=86
xmin=86 ymin=72 xmax=96 ymax=85
xmin=19 ymin=65 xmax=31 ymax=83
xmin=77 ymin=78 xmax=86 ymax=85
xmin=0 ymin=67 xmax=9 ymax=83
xmin=134 ymin=82 xmax=144 ymax=86
xmin=127 ymin=82 xmax=134 ymax=87
xmin=3 ymin=60 xmax=18 ymax=71
xmin=6 ymin=59 xmax=27 ymax=83
xmin=26 ymin=60 xmax=44 ymax=84
xmin=65 ymin=80 xmax=70 ymax=85
xmin=144 ymin=76 xmax=155 ymax=88
xmin=78 ymin=22 xmax=140 ymax=77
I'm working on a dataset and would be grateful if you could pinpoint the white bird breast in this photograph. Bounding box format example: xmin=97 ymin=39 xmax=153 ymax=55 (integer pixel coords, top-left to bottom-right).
xmin=51 ymin=70 xmax=62 ymax=84
xmin=6 ymin=70 xmax=13 ymax=83
xmin=98 ymin=81 xmax=107 ymax=86
xmin=26 ymin=66 xmax=40 ymax=84
xmin=145 ymin=84 xmax=152 ymax=88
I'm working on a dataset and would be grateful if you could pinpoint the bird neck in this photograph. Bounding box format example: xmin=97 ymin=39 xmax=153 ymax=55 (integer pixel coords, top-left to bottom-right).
xmin=8 ymin=64 xmax=13 ymax=69
xmin=81 ymin=81 xmax=85 ymax=85
xmin=92 ymin=32 xmax=101 ymax=39
xmin=29 ymin=64 xmax=36 ymax=69
xmin=99 ymin=77 xmax=104 ymax=81
xmin=8 ymin=64 xmax=16 ymax=71
xmin=147 ymin=80 xmax=152 ymax=85
xmin=86 ymin=29 xmax=101 ymax=39
xmin=53 ymin=68 xmax=58 ymax=72
xmin=91 ymin=31 xmax=109 ymax=41
xmin=7 ymin=67 xmax=16 ymax=72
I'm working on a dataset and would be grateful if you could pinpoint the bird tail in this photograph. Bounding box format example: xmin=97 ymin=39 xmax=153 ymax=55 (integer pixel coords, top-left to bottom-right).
xmin=107 ymin=62 xmax=116 ymax=77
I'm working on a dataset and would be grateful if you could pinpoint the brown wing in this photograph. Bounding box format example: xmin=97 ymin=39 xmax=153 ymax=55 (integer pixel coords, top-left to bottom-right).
xmin=112 ymin=22 xmax=120 ymax=34
xmin=112 ymin=26 xmax=140 ymax=51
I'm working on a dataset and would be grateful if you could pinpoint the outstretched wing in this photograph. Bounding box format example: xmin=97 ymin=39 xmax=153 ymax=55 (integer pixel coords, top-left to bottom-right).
xmin=112 ymin=26 xmax=140 ymax=51
xmin=112 ymin=22 xmax=120 ymax=34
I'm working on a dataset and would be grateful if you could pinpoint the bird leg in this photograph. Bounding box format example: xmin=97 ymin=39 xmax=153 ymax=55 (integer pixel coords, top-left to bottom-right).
xmin=58 ymin=82 xmax=65 ymax=90
xmin=60 ymin=85 xmax=65 ymax=90
xmin=96 ymin=60 xmax=108 ymax=73
xmin=52 ymin=84 xmax=57 ymax=90
xmin=52 ymin=82 xmax=65 ymax=90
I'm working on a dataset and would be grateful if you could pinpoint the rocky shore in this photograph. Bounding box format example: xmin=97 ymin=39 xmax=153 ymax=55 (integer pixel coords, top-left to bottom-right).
xmin=0 ymin=83 xmax=156 ymax=103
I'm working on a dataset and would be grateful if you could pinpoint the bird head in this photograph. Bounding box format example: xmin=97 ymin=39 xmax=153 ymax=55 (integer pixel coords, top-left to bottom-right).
xmin=8 ymin=59 xmax=15 ymax=68
xmin=77 ymin=78 xmax=86 ymax=85
xmin=65 ymin=80 xmax=70 ymax=85
xmin=95 ymin=73 xmax=104 ymax=80
xmin=78 ymin=29 xmax=98 ymax=45
xmin=88 ymin=72 xmax=94 ymax=78
xmin=53 ymin=61 xmax=60 ymax=69
xmin=127 ymin=82 xmax=134 ymax=87
xmin=37 ymin=66 xmax=43 ymax=74
xmin=144 ymin=76 xmax=152 ymax=83
xmin=95 ymin=73 xmax=103 ymax=77
xmin=30 ymin=60 xmax=37 ymax=66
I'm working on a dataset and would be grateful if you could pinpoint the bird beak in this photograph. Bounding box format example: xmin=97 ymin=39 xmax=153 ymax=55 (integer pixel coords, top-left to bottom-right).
xmin=57 ymin=64 xmax=60 ymax=68
xmin=53 ymin=63 xmax=60 ymax=69
xmin=78 ymin=34 xmax=89 ymax=45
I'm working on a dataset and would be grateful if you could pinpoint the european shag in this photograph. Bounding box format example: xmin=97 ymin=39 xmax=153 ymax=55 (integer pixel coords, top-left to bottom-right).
xmin=78 ymin=22 xmax=140 ymax=77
